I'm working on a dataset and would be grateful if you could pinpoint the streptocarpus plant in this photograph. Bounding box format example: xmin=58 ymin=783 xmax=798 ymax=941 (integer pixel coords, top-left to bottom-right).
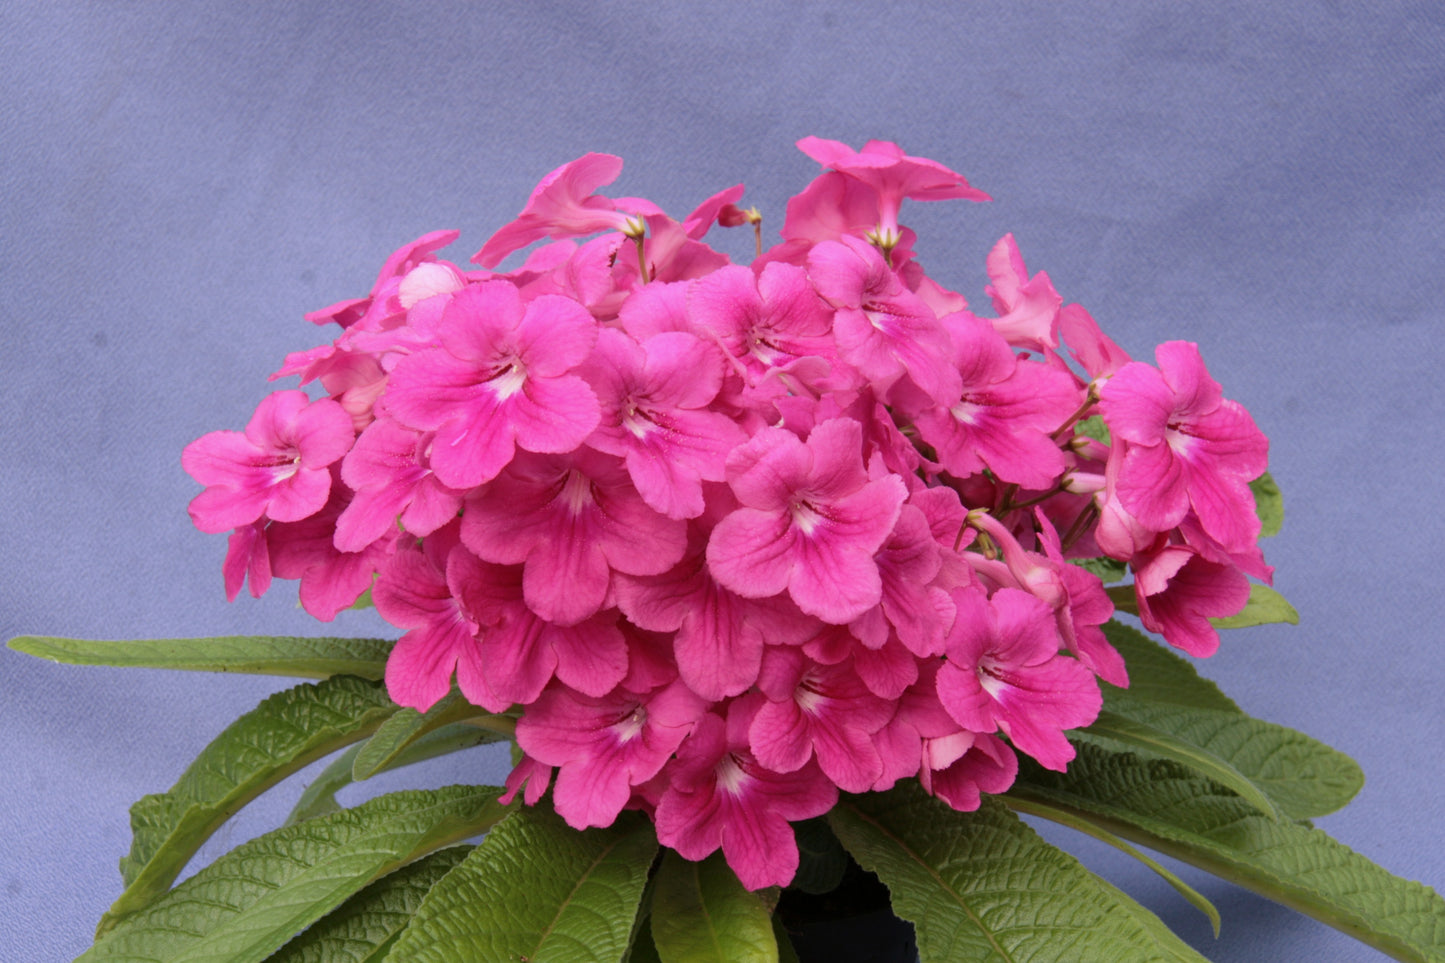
xmin=13 ymin=137 xmax=1445 ymax=963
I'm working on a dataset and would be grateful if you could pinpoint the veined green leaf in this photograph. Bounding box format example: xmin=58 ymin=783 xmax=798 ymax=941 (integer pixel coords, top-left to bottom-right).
xmin=1101 ymin=622 xmax=1240 ymax=713
xmin=651 ymin=851 xmax=778 ymax=963
xmin=1076 ymin=709 xmax=1282 ymax=820
xmin=1099 ymin=622 xmax=1361 ymax=819
xmin=287 ymin=722 xmax=509 ymax=826
xmin=1250 ymin=472 xmax=1283 ymax=538
xmin=1002 ymin=794 xmax=1221 ymax=936
xmin=1011 ymin=744 xmax=1445 ymax=963
xmin=387 ymin=806 xmax=657 ymax=963
xmin=1071 ymin=555 xmax=1129 ymax=582
xmin=7 ymin=635 xmax=392 ymax=679
xmin=81 ymin=785 xmax=508 ymax=963
xmin=263 ymin=845 xmax=471 ymax=963
xmin=352 ymin=691 xmax=513 ymax=781
xmin=828 ymin=784 xmax=1210 ymax=962
xmin=102 ymin=676 xmax=400 ymax=934
xmin=1210 ymin=584 xmax=1299 ymax=629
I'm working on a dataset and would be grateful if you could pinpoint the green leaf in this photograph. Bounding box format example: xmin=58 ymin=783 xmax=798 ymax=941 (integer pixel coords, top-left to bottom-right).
xmin=1002 ymin=794 xmax=1221 ymax=936
xmin=288 ymin=723 xmax=509 ymax=826
xmin=1100 ymin=622 xmax=1363 ymax=819
xmin=1101 ymin=622 xmax=1240 ymax=713
xmin=1210 ymin=584 xmax=1299 ymax=629
xmin=1075 ymin=414 xmax=1111 ymax=444
xmin=771 ymin=917 xmax=802 ymax=963
xmin=102 ymin=675 xmax=401 ymax=934
xmin=827 ymin=784 xmax=1210 ymax=962
xmin=81 ymin=785 xmax=509 ymax=963
xmin=1076 ymin=709 xmax=1283 ymax=820
xmin=7 ymin=635 xmax=392 ymax=679
xmin=352 ymin=691 xmax=513 ymax=781
xmin=651 ymin=851 xmax=778 ymax=963
xmin=1071 ymin=555 xmax=1129 ymax=582
xmin=1011 ymin=744 xmax=1445 ymax=963
xmin=1250 ymin=472 xmax=1283 ymax=538
xmin=387 ymin=806 xmax=658 ymax=963
xmin=263 ymin=845 xmax=472 ymax=963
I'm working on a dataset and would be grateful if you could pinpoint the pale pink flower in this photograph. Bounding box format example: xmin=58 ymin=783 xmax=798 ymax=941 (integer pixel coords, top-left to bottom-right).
xmin=979 ymin=233 xmax=1061 ymax=351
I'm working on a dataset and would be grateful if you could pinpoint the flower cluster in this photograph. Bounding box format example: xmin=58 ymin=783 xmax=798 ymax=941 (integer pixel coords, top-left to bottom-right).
xmin=183 ymin=138 xmax=1270 ymax=890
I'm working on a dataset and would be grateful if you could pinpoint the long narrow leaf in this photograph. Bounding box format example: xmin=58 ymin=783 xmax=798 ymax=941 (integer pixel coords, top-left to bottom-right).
xmin=827 ymin=784 xmax=1210 ymax=962
xmin=101 ymin=675 xmax=400 ymax=934
xmin=387 ymin=806 xmax=657 ymax=963
xmin=1011 ymin=743 xmax=1445 ymax=963
xmin=1076 ymin=709 xmax=1282 ymax=820
xmin=287 ymin=723 xmax=511 ymax=826
xmin=81 ymin=785 xmax=509 ymax=963
xmin=352 ymin=691 xmax=514 ymax=781
xmin=1003 ymin=794 xmax=1221 ymax=936
xmin=263 ymin=846 xmax=472 ymax=963
xmin=651 ymin=851 xmax=778 ymax=963
xmin=8 ymin=634 xmax=392 ymax=679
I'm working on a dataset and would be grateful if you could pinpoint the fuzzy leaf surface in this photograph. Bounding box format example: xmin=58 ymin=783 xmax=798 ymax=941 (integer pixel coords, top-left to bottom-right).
xmin=8 ymin=635 xmax=392 ymax=679
xmin=828 ymin=784 xmax=1209 ymax=962
xmin=264 ymin=846 xmax=471 ymax=963
xmin=1011 ymin=744 xmax=1445 ymax=963
xmin=103 ymin=676 xmax=400 ymax=933
xmin=1210 ymin=584 xmax=1299 ymax=629
xmin=386 ymin=806 xmax=657 ymax=963
xmin=651 ymin=851 xmax=778 ymax=963
xmin=1099 ymin=623 xmax=1361 ymax=819
xmin=352 ymin=692 xmax=510 ymax=781
xmin=1249 ymin=471 xmax=1283 ymax=538
xmin=80 ymin=785 xmax=508 ymax=963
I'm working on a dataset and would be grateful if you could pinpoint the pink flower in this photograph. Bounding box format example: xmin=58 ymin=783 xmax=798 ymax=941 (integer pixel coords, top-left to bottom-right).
xmin=936 ymin=587 xmax=1102 ymax=771
xmin=516 ymin=679 xmax=707 ymax=829
xmin=183 ymin=390 xmax=354 ymax=533
xmin=979 ymin=233 xmax=1061 ymax=351
xmin=912 ymin=314 xmax=1079 ymax=490
xmin=460 ymin=448 xmax=687 ymax=626
xmin=706 ymin=418 xmax=907 ymax=624
xmin=796 ymin=137 xmax=989 ymax=247
xmin=473 ymin=154 xmax=654 ymax=268
xmin=1133 ymin=543 xmax=1251 ymax=657
xmin=1098 ymin=341 xmax=1268 ymax=552
xmin=304 ymin=229 xmax=461 ymax=330
xmin=807 ymin=235 xmax=960 ymax=404
xmin=653 ymin=710 xmax=838 ymax=891
xmin=334 ymin=419 xmax=464 ymax=552
xmin=584 ymin=328 xmax=746 ymax=519
xmin=382 ymin=280 xmax=601 ymax=489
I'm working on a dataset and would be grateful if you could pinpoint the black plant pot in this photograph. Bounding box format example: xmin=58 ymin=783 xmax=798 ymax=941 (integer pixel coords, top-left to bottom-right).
xmin=775 ymin=860 xmax=918 ymax=963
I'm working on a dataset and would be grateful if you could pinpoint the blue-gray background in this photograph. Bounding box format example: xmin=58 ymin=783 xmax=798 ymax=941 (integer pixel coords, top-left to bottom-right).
xmin=4 ymin=3 xmax=1442 ymax=961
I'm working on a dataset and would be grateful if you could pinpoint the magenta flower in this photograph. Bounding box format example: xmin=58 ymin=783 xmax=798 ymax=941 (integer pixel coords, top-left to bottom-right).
xmin=584 ymin=327 xmax=747 ymax=519
xmin=936 ymin=587 xmax=1102 ymax=771
xmin=615 ymin=515 xmax=816 ymax=701
xmin=980 ymin=233 xmax=1061 ymax=351
xmin=334 ymin=419 xmax=463 ymax=552
xmin=382 ymin=280 xmax=601 ymax=490
xmin=746 ymin=648 xmax=896 ymax=793
xmin=653 ymin=710 xmax=838 ymax=891
xmin=1133 ymin=544 xmax=1252 ymax=657
xmin=1098 ymin=341 xmax=1268 ymax=552
xmin=183 ymin=390 xmax=354 ymax=534
xmin=460 ymin=448 xmax=687 ymax=626
xmin=706 ymin=418 xmax=908 ymax=624
xmin=473 ymin=153 xmax=654 ymax=268
xmin=304 ymin=228 xmax=461 ymax=330
xmin=807 ymin=235 xmax=960 ymax=404
xmin=796 ymin=137 xmax=989 ymax=246
xmin=516 ymin=679 xmax=707 ymax=829
xmin=912 ymin=314 xmax=1079 ymax=490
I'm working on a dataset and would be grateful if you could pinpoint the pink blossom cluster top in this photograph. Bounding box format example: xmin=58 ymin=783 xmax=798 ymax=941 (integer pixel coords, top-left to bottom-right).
xmin=183 ymin=138 xmax=1271 ymax=890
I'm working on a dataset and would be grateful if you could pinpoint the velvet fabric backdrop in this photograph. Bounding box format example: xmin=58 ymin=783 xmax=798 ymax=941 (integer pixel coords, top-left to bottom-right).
xmin=3 ymin=3 xmax=1442 ymax=960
